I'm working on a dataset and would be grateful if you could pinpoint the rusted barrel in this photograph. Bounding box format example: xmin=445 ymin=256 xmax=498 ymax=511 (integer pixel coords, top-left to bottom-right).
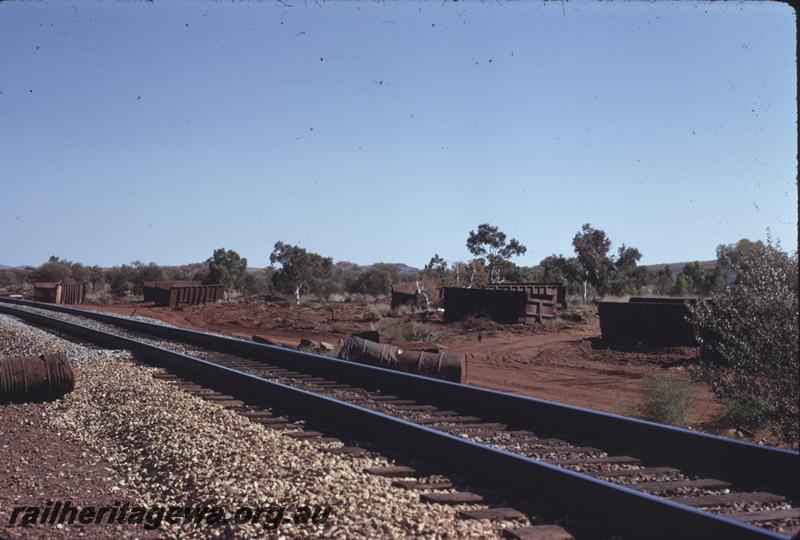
xmin=402 ymin=350 xmax=466 ymax=384
xmin=0 ymin=352 xmax=75 ymax=403
xmin=338 ymin=335 xmax=465 ymax=383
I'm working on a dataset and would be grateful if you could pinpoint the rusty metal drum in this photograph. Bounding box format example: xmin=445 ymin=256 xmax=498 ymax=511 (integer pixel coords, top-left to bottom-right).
xmin=338 ymin=335 xmax=465 ymax=383
xmin=0 ymin=352 xmax=75 ymax=403
xmin=413 ymin=351 xmax=466 ymax=384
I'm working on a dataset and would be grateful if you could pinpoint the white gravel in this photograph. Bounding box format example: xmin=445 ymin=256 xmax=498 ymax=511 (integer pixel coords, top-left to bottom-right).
xmin=43 ymin=358 xmax=529 ymax=538
xmin=0 ymin=313 xmax=127 ymax=364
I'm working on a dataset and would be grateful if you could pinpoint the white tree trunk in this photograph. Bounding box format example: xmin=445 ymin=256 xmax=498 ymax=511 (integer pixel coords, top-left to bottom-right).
xmin=295 ymin=284 xmax=302 ymax=304
xmin=582 ymin=279 xmax=588 ymax=303
xmin=416 ymin=280 xmax=430 ymax=310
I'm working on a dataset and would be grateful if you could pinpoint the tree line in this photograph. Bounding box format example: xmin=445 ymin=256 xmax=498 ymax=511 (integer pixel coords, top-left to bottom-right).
xmin=0 ymin=229 xmax=767 ymax=303
xmin=421 ymin=223 xmax=748 ymax=301
xmin=0 ymin=249 xmax=406 ymax=303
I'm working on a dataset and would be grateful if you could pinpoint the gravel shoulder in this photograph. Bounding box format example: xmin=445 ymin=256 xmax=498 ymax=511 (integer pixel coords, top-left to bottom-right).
xmin=0 ymin=315 xmax=156 ymax=539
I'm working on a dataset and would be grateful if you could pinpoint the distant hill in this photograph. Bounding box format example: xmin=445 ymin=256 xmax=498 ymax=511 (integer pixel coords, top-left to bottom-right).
xmin=246 ymin=262 xmax=421 ymax=274
xmin=644 ymin=260 xmax=717 ymax=275
xmin=385 ymin=263 xmax=420 ymax=274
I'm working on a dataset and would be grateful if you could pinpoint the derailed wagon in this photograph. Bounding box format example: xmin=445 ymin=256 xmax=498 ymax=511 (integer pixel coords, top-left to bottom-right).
xmin=598 ymin=296 xmax=698 ymax=350
xmin=442 ymin=282 xmax=564 ymax=324
xmin=143 ymin=281 xmax=225 ymax=308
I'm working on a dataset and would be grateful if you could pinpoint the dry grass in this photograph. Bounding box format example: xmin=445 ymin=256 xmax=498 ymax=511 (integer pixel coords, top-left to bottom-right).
xmin=635 ymin=374 xmax=696 ymax=427
xmin=376 ymin=319 xmax=434 ymax=342
xmin=365 ymin=303 xmax=391 ymax=321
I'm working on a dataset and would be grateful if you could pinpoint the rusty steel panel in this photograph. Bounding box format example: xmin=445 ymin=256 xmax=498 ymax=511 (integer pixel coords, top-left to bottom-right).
xmin=598 ymin=301 xmax=697 ymax=350
xmin=443 ymin=287 xmax=529 ymax=324
xmin=486 ymin=282 xmax=567 ymax=309
xmin=390 ymin=291 xmax=417 ymax=308
xmin=144 ymin=281 xmax=203 ymax=302
xmin=391 ymin=282 xmax=419 ymax=295
xmin=524 ymin=298 xmax=557 ymax=323
xmin=143 ymin=287 xmax=155 ymax=302
xmin=147 ymin=284 xmax=225 ymax=307
xmin=33 ymin=283 xmax=58 ymax=303
xmin=628 ymin=296 xmax=692 ymax=304
xmin=143 ymin=283 xmax=222 ymax=307
xmin=59 ymin=282 xmax=85 ymax=304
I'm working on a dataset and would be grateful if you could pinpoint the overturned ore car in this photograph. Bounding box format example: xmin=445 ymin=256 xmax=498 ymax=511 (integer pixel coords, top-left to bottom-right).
xmin=143 ymin=281 xmax=225 ymax=308
xmin=598 ymin=297 xmax=698 ymax=350
xmin=33 ymin=281 xmax=86 ymax=305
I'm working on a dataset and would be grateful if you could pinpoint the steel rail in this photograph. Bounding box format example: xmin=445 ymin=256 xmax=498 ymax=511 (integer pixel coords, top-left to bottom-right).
xmin=1 ymin=297 xmax=796 ymax=498
xmin=0 ymin=301 xmax=792 ymax=539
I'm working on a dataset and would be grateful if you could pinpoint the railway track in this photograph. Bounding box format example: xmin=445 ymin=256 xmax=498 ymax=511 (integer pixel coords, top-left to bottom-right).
xmin=0 ymin=297 xmax=797 ymax=539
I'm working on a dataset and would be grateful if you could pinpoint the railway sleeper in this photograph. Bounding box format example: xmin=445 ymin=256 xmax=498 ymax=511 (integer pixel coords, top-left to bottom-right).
xmin=549 ymin=455 xmax=640 ymax=466
xmin=286 ymin=431 xmax=325 ymax=440
xmin=416 ymin=415 xmax=482 ymax=425
xmin=460 ymin=507 xmax=528 ymax=522
xmin=421 ymin=492 xmax=484 ymax=504
xmin=594 ymin=467 xmax=680 ymax=479
xmin=502 ymin=524 xmax=575 ymax=540
xmin=392 ymin=479 xmax=454 ymax=491
xmin=364 ymin=466 xmax=417 ymax=477
xmin=670 ymin=491 xmax=787 ymax=508
xmin=729 ymin=508 xmax=800 ymax=524
xmin=634 ymin=478 xmax=732 ymax=494
xmin=325 ymin=446 xmax=370 ymax=457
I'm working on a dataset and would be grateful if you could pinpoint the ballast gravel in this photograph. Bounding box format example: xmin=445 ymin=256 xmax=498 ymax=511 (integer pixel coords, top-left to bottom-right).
xmin=0 ymin=313 xmax=529 ymax=538
xmin=45 ymin=357 xmax=527 ymax=538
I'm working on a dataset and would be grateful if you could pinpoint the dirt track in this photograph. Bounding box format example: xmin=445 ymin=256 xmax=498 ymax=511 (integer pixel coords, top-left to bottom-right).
xmin=450 ymin=325 xmax=719 ymax=422
xmin=78 ymin=299 xmax=719 ymax=424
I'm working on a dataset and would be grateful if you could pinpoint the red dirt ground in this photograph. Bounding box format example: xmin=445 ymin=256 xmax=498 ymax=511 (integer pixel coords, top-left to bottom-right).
xmin=78 ymin=299 xmax=721 ymax=426
xmin=0 ymin=403 xmax=159 ymax=539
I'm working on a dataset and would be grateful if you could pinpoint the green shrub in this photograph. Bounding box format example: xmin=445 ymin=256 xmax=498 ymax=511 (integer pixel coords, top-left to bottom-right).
xmin=687 ymin=240 xmax=798 ymax=445
xmin=636 ymin=374 xmax=696 ymax=427
xmin=718 ymin=395 xmax=772 ymax=431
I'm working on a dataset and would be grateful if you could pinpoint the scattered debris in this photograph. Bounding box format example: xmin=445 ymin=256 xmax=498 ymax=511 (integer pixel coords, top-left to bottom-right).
xmin=297 ymin=338 xmax=336 ymax=355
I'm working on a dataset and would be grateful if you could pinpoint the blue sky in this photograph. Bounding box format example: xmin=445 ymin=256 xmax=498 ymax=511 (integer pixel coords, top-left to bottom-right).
xmin=1 ymin=1 xmax=796 ymax=269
